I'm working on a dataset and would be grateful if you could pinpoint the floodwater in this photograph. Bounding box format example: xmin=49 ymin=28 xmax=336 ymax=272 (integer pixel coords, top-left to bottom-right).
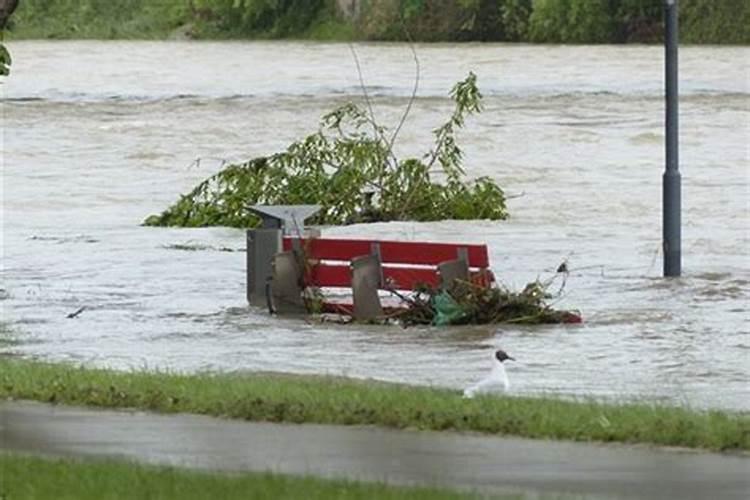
xmin=1 ymin=41 xmax=748 ymax=411
xmin=3 ymin=401 xmax=749 ymax=499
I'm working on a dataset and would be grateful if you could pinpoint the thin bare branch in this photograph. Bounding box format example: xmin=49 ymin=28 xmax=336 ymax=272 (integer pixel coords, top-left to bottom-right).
xmin=348 ymin=44 xmax=383 ymax=142
xmin=388 ymin=11 xmax=421 ymax=155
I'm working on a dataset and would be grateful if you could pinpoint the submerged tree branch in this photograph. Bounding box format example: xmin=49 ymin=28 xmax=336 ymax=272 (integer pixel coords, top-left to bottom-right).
xmin=144 ymin=73 xmax=508 ymax=228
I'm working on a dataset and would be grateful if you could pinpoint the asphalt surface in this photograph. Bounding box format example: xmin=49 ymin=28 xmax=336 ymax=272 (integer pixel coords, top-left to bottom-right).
xmin=1 ymin=401 xmax=748 ymax=499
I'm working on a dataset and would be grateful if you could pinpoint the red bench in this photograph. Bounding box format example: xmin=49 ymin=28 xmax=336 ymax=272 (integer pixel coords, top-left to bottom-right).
xmin=269 ymin=236 xmax=494 ymax=319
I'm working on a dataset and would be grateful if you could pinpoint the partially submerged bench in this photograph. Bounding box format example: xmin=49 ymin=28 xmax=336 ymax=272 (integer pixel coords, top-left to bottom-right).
xmin=245 ymin=205 xmax=494 ymax=320
xmin=271 ymin=236 xmax=494 ymax=319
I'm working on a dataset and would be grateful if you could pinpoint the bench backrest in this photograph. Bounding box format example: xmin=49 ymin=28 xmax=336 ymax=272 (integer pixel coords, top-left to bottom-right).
xmin=282 ymin=237 xmax=490 ymax=290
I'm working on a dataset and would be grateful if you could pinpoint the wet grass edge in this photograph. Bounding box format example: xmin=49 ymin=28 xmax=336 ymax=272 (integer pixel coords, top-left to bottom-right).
xmin=0 ymin=452 xmax=484 ymax=500
xmin=1 ymin=358 xmax=748 ymax=452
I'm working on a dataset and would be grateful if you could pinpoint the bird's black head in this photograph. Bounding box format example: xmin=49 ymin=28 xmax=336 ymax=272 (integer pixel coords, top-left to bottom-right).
xmin=495 ymin=349 xmax=515 ymax=363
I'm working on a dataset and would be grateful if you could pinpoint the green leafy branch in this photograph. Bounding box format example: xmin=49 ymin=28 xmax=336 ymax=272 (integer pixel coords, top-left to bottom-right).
xmin=144 ymin=72 xmax=509 ymax=228
xmin=0 ymin=42 xmax=10 ymax=76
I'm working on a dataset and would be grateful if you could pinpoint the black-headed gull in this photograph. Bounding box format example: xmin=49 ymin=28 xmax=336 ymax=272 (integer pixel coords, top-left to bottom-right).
xmin=463 ymin=349 xmax=515 ymax=398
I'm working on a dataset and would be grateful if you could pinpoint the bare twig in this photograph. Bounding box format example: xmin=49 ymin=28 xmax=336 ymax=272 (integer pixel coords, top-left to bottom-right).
xmin=348 ymin=44 xmax=385 ymax=144
xmin=388 ymin=11 xmax=421 ymax=156
xmin=186 ymin=156 xmax=233 ymax=170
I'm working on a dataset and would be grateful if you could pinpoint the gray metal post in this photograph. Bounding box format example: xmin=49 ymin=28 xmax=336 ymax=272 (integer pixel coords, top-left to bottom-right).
xmin=663 ymin=0 xmax=681 ymax=277
xmin=245 ymin=205 xmax=321 ymax=307
xmin=246 ymin=230 xmax=253 ymax=304
xmin=246 ymin=228 xmax=282 ymax=306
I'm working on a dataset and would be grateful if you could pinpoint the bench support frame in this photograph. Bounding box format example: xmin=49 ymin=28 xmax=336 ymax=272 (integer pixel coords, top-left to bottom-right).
xmin=246 ymin=228 xmax=282 ymax=307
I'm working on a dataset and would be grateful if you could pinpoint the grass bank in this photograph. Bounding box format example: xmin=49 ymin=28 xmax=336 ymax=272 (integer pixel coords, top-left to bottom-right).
xmin=1 ymin=359 xmax=748 ymax=452
xmin=0 ymin=453 xmax=482 ymax=500
xmin=7 ymin=0 xmax=749 ymax=44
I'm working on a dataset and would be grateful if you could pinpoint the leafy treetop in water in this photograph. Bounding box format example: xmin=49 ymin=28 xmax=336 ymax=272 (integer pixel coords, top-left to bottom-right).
xmin=0 ymin=43 xmax=10 ymax=76
xmin=144 ymin=72 xmax=508 ymax=228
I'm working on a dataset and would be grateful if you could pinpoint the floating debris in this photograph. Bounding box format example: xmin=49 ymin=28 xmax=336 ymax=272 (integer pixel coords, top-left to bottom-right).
xmin=162 ymin=243 xmax=239 ymax=252
xmin=66 ymin=306 xmax=86 ymax=319
xmin=394 ymin=277 xmax=582 ymax=326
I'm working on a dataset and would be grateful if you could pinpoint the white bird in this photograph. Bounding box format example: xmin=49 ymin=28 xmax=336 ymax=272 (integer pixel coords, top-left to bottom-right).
xmin=463 ymin=349 xmax=515 ymax=398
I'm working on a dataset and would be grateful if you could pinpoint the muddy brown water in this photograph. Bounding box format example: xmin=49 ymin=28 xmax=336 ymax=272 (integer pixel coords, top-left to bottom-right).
xmin=1 ymin=41 xmax=748 ymax=410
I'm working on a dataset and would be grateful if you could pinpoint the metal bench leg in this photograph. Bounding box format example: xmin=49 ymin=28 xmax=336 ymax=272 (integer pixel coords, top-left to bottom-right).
xmin=247 ymin=228 xmax=282 ymax=307
xmin=438 ymin=247 xmax=470 ymax=291
xmin=351 ymin=254 xmax=384 ymax=320
xmin=268 ymin=250 xmax=305 ymax=314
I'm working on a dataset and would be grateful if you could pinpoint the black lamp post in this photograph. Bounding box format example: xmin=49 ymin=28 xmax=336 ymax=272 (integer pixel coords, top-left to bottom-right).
xmin=663 ymin=0 xmax=681 ymax=277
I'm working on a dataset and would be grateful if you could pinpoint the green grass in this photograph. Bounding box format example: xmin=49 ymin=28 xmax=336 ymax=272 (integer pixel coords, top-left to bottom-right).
xmin=0 ymin=453 xmax=485 ymax=500
xmin=1 ymin=359 xmax=748 ymax=452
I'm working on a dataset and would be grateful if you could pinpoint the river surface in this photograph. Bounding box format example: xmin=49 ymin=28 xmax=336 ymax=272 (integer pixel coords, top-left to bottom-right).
xmin=1 ymin=41 xmax=748 ymax=411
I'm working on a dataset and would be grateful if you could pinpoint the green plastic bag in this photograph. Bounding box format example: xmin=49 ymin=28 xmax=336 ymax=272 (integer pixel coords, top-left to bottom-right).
xmin=432 ymin=291 xmax=468 ymax=326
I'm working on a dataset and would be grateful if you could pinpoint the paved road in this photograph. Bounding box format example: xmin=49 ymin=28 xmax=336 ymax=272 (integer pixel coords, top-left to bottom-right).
xmin=1 ymin=401 xmax=748 ymax=499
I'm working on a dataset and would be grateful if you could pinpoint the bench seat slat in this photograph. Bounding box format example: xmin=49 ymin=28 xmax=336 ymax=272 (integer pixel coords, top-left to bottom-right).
xmin=306 ymin=264 xmax=493 ymax=290
xmin=283 ymin=237 xmax=489 ymax=267
xmin=308 ymin=264 xmax=440 ymax=289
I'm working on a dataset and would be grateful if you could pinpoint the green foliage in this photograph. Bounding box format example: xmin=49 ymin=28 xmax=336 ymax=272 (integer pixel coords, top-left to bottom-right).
xmin=191 ymin=0 xmax=327 ymax=38
xmin=499 ymin=0 xmax=533 ymax=41
xmin=144 ymin=72 xmax=508 ymax=229
xmin=1 ymin=0 xmax=14 ymax=76
xmin=617 ymin=0 xmax=662 ymax=20
xmin=7 ymin=0 xmax=750 ymax=43
xmin=529 ymin=0 xmax=615 ymax=43
xmin=567 ymin=0 xmax=615 ymax=43
xmin=527 ymin=0 xmax=569 ymax=42
xmin=2 ymin=358 xmax=749 ymax=451
xmin=614 ymin=0 xmax=662 ymax=42
xmin=680 ymin=0 xmax=750 ymax=45
xmin=305 ymin=16 xmax=355 ymax=41
xmin=11 ymin=0 xmax=191 ymax=39
xmin=0 ymin=42 xmax=10 ymax=76
xmin=402 ymin=0 xmax=426 ymax=21
xmin=398 ymin=277 xmax=582 ymax=326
